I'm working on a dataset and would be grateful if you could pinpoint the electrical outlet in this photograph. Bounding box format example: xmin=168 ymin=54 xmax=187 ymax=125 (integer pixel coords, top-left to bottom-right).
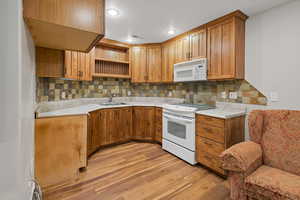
xmin=229 ymin=92 xmax=238 ymax=99
xmin=270 ymin=92 xmax=279 ymax=102
xmin=168 ymin=91 xmax=173 ymax=97
xmin=221 ymin=91 xmax=227 ymax=99
xmin=127 ymin=91 xmax=132 ymax=96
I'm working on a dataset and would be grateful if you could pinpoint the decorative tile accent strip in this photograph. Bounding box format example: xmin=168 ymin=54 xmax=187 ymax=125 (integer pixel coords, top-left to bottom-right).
xmin=37 ymin=78 xmax=267 ymax=106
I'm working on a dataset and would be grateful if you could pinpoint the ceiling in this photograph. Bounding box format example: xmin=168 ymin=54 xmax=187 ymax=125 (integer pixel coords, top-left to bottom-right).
xmin=105 ymin=0 xmax=292 ymax=44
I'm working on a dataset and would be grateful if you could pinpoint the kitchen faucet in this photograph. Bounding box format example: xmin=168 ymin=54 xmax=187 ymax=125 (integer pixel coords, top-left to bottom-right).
xmin=108 ymin=93 xmax=116 ymax=103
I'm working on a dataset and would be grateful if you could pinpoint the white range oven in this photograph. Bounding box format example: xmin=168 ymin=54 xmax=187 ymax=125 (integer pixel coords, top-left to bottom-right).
xmin=162 ymin=104 xmax=214 ymax=165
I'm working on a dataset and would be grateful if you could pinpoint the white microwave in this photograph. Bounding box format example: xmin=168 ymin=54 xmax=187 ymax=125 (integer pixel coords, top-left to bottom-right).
xmin=173 ymin=58 xmax=207 ymax=82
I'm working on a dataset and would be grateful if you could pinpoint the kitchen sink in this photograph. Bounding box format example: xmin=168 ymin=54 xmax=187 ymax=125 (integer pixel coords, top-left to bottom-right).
xmin=100 ymin=102 xmax=127 ymax=106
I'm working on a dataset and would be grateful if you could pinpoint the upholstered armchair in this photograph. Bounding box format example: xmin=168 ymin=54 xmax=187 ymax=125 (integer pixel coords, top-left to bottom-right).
xmin=220 ymin=110 xmax=300 ymax=200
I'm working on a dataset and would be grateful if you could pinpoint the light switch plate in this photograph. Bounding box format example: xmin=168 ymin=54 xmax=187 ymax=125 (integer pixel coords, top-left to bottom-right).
xmin=61 ymin=92 xmax=66 ymax=99
xmin=229 ymin=92 xmax=238 ymax=99
xmin=270 ymin=92 xmax=279 ymax=102
xmin=221 ymin=91 xmax=227 ymax=99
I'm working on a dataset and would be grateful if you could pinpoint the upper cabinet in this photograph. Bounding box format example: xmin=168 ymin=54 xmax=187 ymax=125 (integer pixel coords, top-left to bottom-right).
xmin=207 ymin=12 xmax=247 ymax=80
xmin=131 ymin=46 xmax=148 ymax=83
xmin=131 ymin=45 xmax=162 ymax=83
xmin=174 ymin=28 xmax=207 ymax=64
xmin=23 ymin=0 xmax=105 ymax=52
xmin=36 ymin=47 xmax=94 ymax=81
xmin=161 ymin=41 xmax=176 ymax=82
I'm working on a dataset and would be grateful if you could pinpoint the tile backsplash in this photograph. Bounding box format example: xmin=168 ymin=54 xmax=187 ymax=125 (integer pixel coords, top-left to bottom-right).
xmin=37 ymin=78 xmax=267 ymax=106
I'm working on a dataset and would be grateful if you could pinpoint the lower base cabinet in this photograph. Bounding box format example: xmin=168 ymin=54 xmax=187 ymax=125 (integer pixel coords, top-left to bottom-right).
xmin=35 ymin=115 xmax=87 ymax=189
xmin=88 ymin=107 xmax=132 ymax=156
xmin=132 ymin=107 xmax=156 ymax=140
xmin=196 ymin=114 xmax=245 ymax=176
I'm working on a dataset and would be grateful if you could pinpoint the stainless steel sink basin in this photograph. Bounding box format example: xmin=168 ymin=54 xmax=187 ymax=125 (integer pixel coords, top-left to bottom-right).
xmin=100 ymin=102 xmax=127 ymax=106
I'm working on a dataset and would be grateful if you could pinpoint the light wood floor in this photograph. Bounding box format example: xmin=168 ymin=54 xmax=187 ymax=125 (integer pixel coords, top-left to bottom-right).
xmin=44 ymin=142 xmax=224 ymax=200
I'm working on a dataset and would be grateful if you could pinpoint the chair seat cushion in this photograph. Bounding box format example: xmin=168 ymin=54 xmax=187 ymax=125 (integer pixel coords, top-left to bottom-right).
xmin=245 ymin=165 xmax=300 ymax=200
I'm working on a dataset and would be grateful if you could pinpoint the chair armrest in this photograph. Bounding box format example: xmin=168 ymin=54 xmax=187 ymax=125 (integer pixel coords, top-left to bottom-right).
xmin=220 ymin=141 xmax=262 ymax=173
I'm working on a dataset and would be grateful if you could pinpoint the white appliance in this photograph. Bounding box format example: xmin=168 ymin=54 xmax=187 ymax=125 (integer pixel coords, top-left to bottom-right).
xmin=162 ymin=104 xmax=214 ymax=165
xmin=173 ymin=58 xmax=207 ymax=82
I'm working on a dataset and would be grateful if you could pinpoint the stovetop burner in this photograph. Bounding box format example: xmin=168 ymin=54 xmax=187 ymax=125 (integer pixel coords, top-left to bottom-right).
xmin=173 ymin=103 xmax=216 ymax=111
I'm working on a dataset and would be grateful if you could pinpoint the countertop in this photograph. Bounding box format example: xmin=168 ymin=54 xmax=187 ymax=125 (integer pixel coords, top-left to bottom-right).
xmin=196 ymin=107 xmax=246 ymax=119
xmin=37 ymin=102 xmax=169 ymax=118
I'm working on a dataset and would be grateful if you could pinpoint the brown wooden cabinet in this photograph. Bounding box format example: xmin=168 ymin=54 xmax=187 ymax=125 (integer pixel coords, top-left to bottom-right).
xmin=161 ymin=41 xmax=176 ymax=82
xmin=88 ymin=107 xmax=132 ymax=156
xmin=174 ymin=28 xmax=207 ymax=64
xmin=131 ymin=45 xmax=162 ymax=83
xmin=132 ymin=107 xmax=156 ymax=140
xmin=207 ymin=13 xmax=247 ymax=80
xmin=154 ymin=107 xmax=163 ymax=143
xmin=196 ymin=114 xmax=245 ymax=176
xmin=35 ymin=115 xmax=87 ymax=189
xmin=131 ymin=46 xmax=148 ymax=83
xmin=23 ymin=0 xmax=105 ymax=52
xmin=147 ymin=45 xmax=162 ymax=83
xmin=36 ymin=47 xmax=94 ymax=81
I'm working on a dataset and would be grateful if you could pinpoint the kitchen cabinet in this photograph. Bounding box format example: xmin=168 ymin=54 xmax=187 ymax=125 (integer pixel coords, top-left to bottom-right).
xmin=207 ymin=14 xmax=247 ymax=80
xmin=132 ymin=107 xmax=156 ymax=140
xmin=174 ymin=28 xmax=207 ymax=64
xmin=161 ymin=41 xmax=176 ymax=82
xmin=131 ymin=46 xmax=148 ymax=83
xmin=154 ymin=107 xmax=163 ymax=143
xmin=131 ymin=45 xmax=162 ymax=83
xmin=195 ymin=114 xmax=245 ymax=176
xmin=23 ymin=0 xmax=105 ymax=52
xmin=36 ymin=47 xmax=94 ymax=81
xmin=88 ymin=107 xmax=132 ymax=156
xmin=35 ymin=115 xmax=87 ymax=189
xmin=147 ymin=45 xmax=162 ymax=83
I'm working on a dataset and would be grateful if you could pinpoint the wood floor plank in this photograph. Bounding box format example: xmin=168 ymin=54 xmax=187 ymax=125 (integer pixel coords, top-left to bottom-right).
xmin=44 ymin=142 xmax=224 ymax=200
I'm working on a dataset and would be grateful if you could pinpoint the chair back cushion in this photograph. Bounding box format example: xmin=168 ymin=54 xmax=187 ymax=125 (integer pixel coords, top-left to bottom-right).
xmin=259 ymin=110 xmax=300 ymax=176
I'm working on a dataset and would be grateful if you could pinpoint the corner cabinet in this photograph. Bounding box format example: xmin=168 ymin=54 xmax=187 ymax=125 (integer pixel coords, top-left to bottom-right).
xmin=130 ymin=45 xmax=162 ymax=83
xmin=132 ymin=107 xmax=156 ymax=140
xmin=207 ymin=12 xmax=247 ymax=80
xmin=23 ymin=0 xmax=105 ymax=52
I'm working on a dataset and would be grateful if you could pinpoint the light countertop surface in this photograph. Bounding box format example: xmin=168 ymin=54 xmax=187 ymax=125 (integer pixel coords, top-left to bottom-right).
xmin=196 ymin=107 xmax=246 ymax=119
xmin=37 ymin=102 xmax=169 ymax=118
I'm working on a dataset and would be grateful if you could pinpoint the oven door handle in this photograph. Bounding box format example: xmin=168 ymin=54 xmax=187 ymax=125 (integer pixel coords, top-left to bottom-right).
xmin=163 ymin=113 xmax=194 ymax=124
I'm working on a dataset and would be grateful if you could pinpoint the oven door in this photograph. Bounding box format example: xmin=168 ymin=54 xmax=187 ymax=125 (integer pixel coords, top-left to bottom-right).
xmin=163 ymin=113 xmax=195 ymax=151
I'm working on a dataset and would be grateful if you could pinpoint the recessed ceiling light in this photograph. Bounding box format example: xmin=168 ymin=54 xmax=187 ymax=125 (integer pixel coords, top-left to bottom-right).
xmin=168 ymin=30 xmax=175 ymax=35
xmin=107 ymin=8 xmax=120 ymax=17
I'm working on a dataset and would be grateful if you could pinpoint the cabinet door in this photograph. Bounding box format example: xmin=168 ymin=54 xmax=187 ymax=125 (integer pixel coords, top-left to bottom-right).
xmin=131 ymin=46 xmax=147 ymax=83
xmin=190 ymin=29 xmax=207 ymax=60
xmin=147 ymin=45 xmax=162 ymax=83
xmin=161 ymin=42 xmax=175 ymax=82
xmin=65 ymin=51 xmax=79 ymax=79
xmin=132 ymin=107 xmax=145 ymax=140
xmin=175 ymin=36 xmax=190 ymax=63
xmin=221 ymin=20 xmax=235 ymax=78
xmin=207 ymin=24 xmax=222 ymax=79
xmin=65 ymin=50 xmax=93 ymax=81
xmin=144 ymin=107 xmax=156 ymax=140
xmin=120 ymin=107 xmax=132 ymax=141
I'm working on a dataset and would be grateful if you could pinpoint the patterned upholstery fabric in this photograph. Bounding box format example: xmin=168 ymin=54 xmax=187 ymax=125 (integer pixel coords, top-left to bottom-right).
xmin=245 ymin=165 xmax=300 ymax=200
xmin=260 ymin=110 xmax=300 ymax=176
xmin=221 ymin=110 xmax=300 ymax=200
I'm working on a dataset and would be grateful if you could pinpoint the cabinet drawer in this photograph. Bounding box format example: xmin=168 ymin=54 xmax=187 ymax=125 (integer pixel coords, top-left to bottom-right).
xmin=196 ymin=151 xmax=225 ymax=175
xmin=197 ymin=115 xmax=224 ymax=128
xmin=196 ymin=136 xmax=225 ymax=157
xmin=197 ymin=124 xmax=225 ymax=143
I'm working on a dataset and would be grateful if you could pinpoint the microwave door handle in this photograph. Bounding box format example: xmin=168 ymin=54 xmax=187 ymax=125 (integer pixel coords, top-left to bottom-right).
xmin=163 ymin=114 xmax=193 ymax=124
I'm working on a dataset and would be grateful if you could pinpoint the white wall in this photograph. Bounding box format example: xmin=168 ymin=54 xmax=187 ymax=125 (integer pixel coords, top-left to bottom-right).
xmin=246 ymin=0 xmax=300 ymax=110
xmin=0 ymin=0 xmax=35 ymax=199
